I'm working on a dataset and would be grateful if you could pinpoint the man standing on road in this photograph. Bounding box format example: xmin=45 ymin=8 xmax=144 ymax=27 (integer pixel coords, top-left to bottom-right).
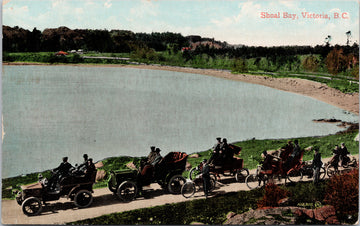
xmin=339 ymin=142 xmax=350 ymax=166
xmin=312 ymin=147 xmax=323 ymax=184
xmin=200 ymin=159 xmax=211 ymax=198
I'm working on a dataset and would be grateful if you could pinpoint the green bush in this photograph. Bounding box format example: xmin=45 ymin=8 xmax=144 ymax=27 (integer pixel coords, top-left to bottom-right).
xmin=302 ymin=55 xmax=320 ymax=72
xmin=231 ymin=58 xmax=248 ymax=73
xmin=287 ymin=181 xmax=326 ymax=207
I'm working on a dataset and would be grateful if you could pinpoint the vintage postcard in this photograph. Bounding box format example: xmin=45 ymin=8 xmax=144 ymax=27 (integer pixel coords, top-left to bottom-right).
xmin=2 ymin=0 xmax=359 ymax=225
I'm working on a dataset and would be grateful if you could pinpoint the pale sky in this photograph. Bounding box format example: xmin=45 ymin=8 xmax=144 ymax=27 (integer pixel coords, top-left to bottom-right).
xmin=2 ymin=0 xmax=359 ymax=46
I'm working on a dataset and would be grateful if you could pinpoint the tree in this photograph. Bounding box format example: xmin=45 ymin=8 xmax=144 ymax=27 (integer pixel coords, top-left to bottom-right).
xmin=302 ymin=55 xmax=319 ymax=72
xmin=346 ymin=31 xmax=352 ymax=45
xmin=325 ymin=47 xmax=347 ymax=75
xmin=231 ymin=58 xmax=248 ymax=73
xmin=325 ymin=35 xmax=332 ymax=46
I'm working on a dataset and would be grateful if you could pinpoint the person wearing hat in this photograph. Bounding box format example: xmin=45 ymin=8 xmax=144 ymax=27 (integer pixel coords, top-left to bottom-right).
xmin=140 ymin=147 xmax=163 ymax=190
xmin=330 ymin=145 xmax=340 ymax=172
xmin=209 ymin=137 xmax=222 ymax=165
xmin=140 ymin=146 xmax=156 ymax=171
xmin=77 ymin=154 xmax=89 ymax=172
xmin=151 ymin=148 xmax=163 ymax=166
xmin=220 ymin=138 xmax=231 ymax=164
xmin=200 ymin=159 xmax=211 ymax=198
xmin=84 ymin=158 xmax=96 ymax=180
xmin=49 ymin=157 xmax=73 ymax=191
xmin=284 ymin=140 xmax=301 ymax=170
xmin=312 ymin=147 xmax=323 ymax=184
xmin=147 ymin=146 xmax=158 ymax=164
xmin=339 ymin=142 xmax=350 ymax=166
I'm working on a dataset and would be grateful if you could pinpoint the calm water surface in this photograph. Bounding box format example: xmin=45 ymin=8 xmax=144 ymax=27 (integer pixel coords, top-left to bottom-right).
xmin=2 ymin=65 xmax=358 ymax=177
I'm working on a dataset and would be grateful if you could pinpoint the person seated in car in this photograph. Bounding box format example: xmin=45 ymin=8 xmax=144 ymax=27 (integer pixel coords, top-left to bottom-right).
xmin=220 ymin=138 xmax=230 ymax=162
xmin=49 ymin=157 xmax=73 ymax=191
xmin=339 ymin=142 xmax=350 ymax=166
xmin=138 ymin=148 xmax=163 ymax=192
xmin=140 ymin=146 xmax=157 ymax=171
xmin=261 ymin=151 xmax=281 ymax=172
xmin=84 ymin=158 xmax=96 ymax=180
xmin=208 ymin=137 xmax=222 ymax=165
xmin=329 ymin=145 xmax=340 ymax=171
xmin=77 ymin=154 xmax=89 ymax=172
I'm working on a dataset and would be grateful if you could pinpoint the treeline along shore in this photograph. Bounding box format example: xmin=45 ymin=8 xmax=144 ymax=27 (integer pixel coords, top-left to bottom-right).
xmin=3 ymin=25 xmax=359 ymax=81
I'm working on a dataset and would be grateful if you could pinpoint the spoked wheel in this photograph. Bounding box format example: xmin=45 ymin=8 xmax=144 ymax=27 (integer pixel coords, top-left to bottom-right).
xmin=287 ymin=169 xmax=303 ymax=183
xmin=74 ymin=190 xmax=93 ymax=208
xmin=210 ymin=173 xmax=218 ymax=183
xmin=21 ymin=197 xmax=43 ymax=216
xmin=181 ymin=181 xmax=196 ymax=198
xmin=245 ymin=174 xmax=262 ymax=189
xmin=117 ymin=181 xmax=138 ymax=202
xmin=209 ymin=177 xmax=217 ymax=192
xmin=326 ymin=164 xmax=339 ymax=178
xmin=319 ymin=167 xmax=326 ymax=180
xmin=235 ymin=168 xmax=249 ymax=182
xmin=168 ymin=175 xmax=186 ymax=194
xmin=108 ymin=178 xmax=117 ymax=193
xmin=189 ymin=168 xmax=201 ymax=180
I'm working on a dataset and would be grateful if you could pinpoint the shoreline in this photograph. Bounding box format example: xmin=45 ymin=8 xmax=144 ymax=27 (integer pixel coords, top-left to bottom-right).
xmin=3 ymin=62 xmax=359 ymax=115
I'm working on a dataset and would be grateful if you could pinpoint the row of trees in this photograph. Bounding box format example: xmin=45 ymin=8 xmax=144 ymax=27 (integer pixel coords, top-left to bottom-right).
xmin=3 ymin=26 xmax=190 ymax=53
xmin=4 ymin=25 xmax=358 ymax=58
xmin=3 ymin=25 xmax=359 ymax=77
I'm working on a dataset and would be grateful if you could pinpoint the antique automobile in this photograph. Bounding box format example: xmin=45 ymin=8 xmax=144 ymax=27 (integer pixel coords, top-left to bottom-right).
xmin=325 ymin=154 xmax=358 ymax=177
xmin=15 ymin=169 xmax=97 ymax=216
xmin=108 ymin=152 xmax=188 ymax=202
xmin=189 ymin=144 xmax=249 ymax=183
xmin=245 ymin=149 xmax=305 ymax=189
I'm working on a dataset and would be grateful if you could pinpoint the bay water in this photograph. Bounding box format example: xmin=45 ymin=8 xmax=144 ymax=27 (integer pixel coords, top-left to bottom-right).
xmin=2 ymin=65 xmax=358 ymax=178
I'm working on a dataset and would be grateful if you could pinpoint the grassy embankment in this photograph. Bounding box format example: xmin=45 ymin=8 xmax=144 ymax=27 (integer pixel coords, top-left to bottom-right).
xmin=3 ymin=127 xmax=358 ymax=199
xmin=3 ymin=52 xmax=359 ymax=93
xmin=68 ymin=181 xmax=332 ymax=225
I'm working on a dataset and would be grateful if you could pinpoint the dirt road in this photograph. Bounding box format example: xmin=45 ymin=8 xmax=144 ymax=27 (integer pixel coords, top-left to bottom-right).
xmin=2 ymin=174 xmax=255 ymax=224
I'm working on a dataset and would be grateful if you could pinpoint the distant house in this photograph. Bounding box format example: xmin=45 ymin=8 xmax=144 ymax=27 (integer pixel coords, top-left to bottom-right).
xmin=181 ymin=47 xmax=192 ymax=52
xmin=55 ymin=51 xmax=68 ymax=56
xmin=191 ymin=41 xmax=222 ymax=50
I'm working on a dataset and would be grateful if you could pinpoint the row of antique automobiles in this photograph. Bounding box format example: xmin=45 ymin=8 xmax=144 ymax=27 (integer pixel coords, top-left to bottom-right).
xmin=15 ymin=144 xmax=358 ymax=216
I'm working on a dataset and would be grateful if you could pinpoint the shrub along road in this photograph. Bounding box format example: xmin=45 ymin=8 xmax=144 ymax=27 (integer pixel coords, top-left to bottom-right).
xmin=2 ymin=156 xmax=357 ymax=225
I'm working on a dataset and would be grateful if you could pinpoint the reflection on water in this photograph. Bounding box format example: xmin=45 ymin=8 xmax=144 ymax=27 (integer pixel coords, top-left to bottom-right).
xmin=2 ymin=65 xmax=358 ymax=177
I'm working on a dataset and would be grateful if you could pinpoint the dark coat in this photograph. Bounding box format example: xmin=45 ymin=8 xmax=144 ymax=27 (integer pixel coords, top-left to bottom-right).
xmin=55 ymin=162 xmax=72 ymax=176
xmin=202 ymin=163 xmax=210 ymax=178
xmin=312 ymin=152 xmax=322 ymax=168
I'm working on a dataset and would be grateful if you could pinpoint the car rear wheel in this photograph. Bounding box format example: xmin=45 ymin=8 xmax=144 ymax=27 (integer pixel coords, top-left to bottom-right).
xmin=108 ymin=179 xmax=117 ymax=193
xmin=168 ymin=175 xmax=186 ymax=194
xmin=117 ymin=181 xmax=138 ymax=202
xmin=287 ymin=169 xmax=303 ymax=183
xmin=74 ymin=190 xmax=93 ymax=208
xmin=21 ymin=197 xmax=43 ymax=216
xmin=235 ymin=168 xmax=249 ymax=182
